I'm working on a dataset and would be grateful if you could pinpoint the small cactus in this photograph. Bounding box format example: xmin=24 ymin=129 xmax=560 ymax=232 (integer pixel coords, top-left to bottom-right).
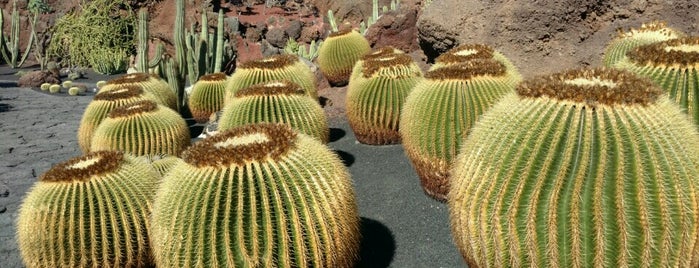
xmin=68 ymin=86 xmax=79 ymax=95
xmin=430 ymin=43 xmax=522 ymax=85
xmin=602 ymin=21 xmax=683 ymax=67
xmin=187 ymin=72 xmax=228 ymax=123
xmin=48 ymin=84 xmax=60 ymax=93
xmin=90 ymin=100 xmax=191 ymax=156
xmin=62 ymin=80 xmax=72 ymax=88
xmin=220 ymin=80 xmax=329 ymax=143
xmin=96 ymin=80 xmax=107 ymax=89
xmin=39 ymin=82 xmax=50 ymax=91
xmin=449 ymin=67 xmax=699 ymax=267
xmin=101 ymin=73 xmax=178 ymax=110
xmin=17 ymin=151 xmax=160 ymax=267
xmin=317 ymin=29 xmax=371 ymax=85
xmin=150 ymin=123 xmax=360 ymax=267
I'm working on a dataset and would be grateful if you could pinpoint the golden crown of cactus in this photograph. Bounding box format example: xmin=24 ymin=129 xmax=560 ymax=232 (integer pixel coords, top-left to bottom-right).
xmin=219 ymin=80 xmax=329 ymax=143
xmin=349 ymin=46 xmax=405 ymax=82
xmin=224 ymin=54 xmax=317 ymax=104
xmin=187 ymin=72 xmax=228 ymax=123
xmin=449 ymin=67 xmax=699 ymax=267
xmin=399 ymin=59 xmax=517 ymax=201
xmin=101 ymin=72 xmax=178 ymax=110
xmin=347 ymin=51 xmax=423 ymax=144
xmin=602 ymin=21 xmax=684 ymax=66
xmin=17 ymin=151 xmax=160 ymax=268
xmin=613 ymin=36 xmax=699 ymax=126
xmin=430 ymin=43 xmax=522 ymax=84
xmin=150 ymin=123 xmax=360 ymax=267
xmin=317 ymin=29 xmax=371 ymax=85
xmin=90 ymin=100 xmax=191 ymax=156
xmin=77 ymin=85 xmax=156 ymax=153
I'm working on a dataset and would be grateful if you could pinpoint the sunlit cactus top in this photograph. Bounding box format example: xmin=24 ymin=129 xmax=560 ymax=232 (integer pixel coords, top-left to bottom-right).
xmin=602 ymin=20 xmax=684 ymax=66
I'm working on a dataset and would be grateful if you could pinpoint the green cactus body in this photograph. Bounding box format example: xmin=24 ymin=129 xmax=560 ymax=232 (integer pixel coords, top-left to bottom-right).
xmin=429 ymin=43 xmax=522 ymax=85
xmin=602 ymin=21 xmax=683 ymax=67
xmin=101 ymin=73 xmax=178 ymax=110
xmin=224 ymin=54 xmax=317 ymax=104
xmin=317 ymin=29 xmax=371 ymax=85
xmin=347 ymin=52 xmax=423 ymax=144
xmin=449 ymin=68 xmax=699 ymax=267
xmin=151 ymin=123 xmax=360 ymax=267
xmin=48 ymin=84 xmax=60 ymax=93
xmin=399 ymin=59 xmax=516 ymax=201
xmin=138 ymin=154 xmax=183 ymax=178
xmin=220 ymin=81 xmax=329 ymax=143
xmin=349 ymin=46 xmax=405 ymax=82
xmin=188 ymin=72 xmax=228 ymax=123
xmin=90 ymin=100 xmax=191 ymax=156
xmin=613 ymin=37 xmax=699 ymax=127
xmin=17 ymin=151 xmax=160 ymax=268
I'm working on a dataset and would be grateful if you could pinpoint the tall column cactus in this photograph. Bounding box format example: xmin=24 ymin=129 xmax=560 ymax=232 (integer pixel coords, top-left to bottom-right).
xmin=449 ymin=67 xmax=699 ymax=267
xmin=0 ymin=0 xmax=35 ymax=68
xmin=137 ymin=8 xmax=149 ymax=73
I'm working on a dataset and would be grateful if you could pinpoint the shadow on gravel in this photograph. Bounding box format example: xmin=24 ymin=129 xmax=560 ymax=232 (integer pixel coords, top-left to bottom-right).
xmin=329 ymin=127 xmax=346 ymax=142
xmin=0 ymin=102 xmax=12 ymax=112
xmin=333 ymin=150 xmax=355 ymax=167
xmin=356 ymin=217 xmax=396 ymax=268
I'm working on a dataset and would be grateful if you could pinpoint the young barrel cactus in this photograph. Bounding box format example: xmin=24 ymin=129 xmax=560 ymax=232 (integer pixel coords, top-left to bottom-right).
xmin=101 ymin=73 xmax=178 ymax=110
xmin=219 ymin=80 xmax=329 ymax=143
xmin=224 ymin=54 xmax=317 ymax=104
xmin=449 ymin=67 xmax=699 ymax=267
xmin=317 ymin=29 xmax=371 ymax=85
xmin=613 ymin=37 xmax=699 ymax=126
xmin=138 ymin=154 xmax=183 ymax=178
xmin=17 ymin=151 xmax=160 ymax=268
xmin=400 ymin=59 xmax=517 ymax=202
xmin=48 ymin=84 xmax=61 ymax=93
xmin=39 ymin=83 xmax=50 ymax=91
xmin=90 ymin=100 xmax=191 ymax=156
xmin=602 ymin=21 xmax=683 ymax=67
xmin=187 ymin=72 xmax=228 ymax=123
xmin=346 ymin=51 xmax=423 ymax=144
xmin=430 ymin=43 xmax=522 ymax=85
xmin=150 ymin=123 xmax=360 ymax=267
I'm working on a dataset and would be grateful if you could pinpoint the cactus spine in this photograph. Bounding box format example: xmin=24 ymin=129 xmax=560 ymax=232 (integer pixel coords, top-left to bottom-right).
xmin=400 ymin=59 xmax=517 ymax=201
xmin=187 ymin=72 xmax=228 ymax=123
xmin=603 ymin=21 xmax=683 ymax=67
xmin=449 ymin=68 xmax=699 ymax=267
xmin=151 ymin=123 xmax=360 ymax=267
xmin=317 ymin=29 xmax=371 ymax=85
xmin=17 ymin=151 xmax=159 ymax=267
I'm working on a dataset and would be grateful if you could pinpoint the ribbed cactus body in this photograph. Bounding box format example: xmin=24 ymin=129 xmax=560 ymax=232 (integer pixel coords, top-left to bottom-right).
xmin=347 ymin=51 xmax=422 ymax=144
xmin=138 ymin=154 xmax=183 ymax=177
xmin=101 ymin=73 xmax=177 ymax=110
xmin=224 ymin=54 xmax=317 ymax=104
xmin=603 ymin=21 xmax=683 ymax=67
xmin=613 ymin=37 xmax=699 ymax=127
xmin=151 ymin=123 xmax=360 ymax=267
xmin=399 ymin=60 xmax=516 ymax=201
xmin=317 ymin=29 xmax=371 ymax=85
xmin=188 ymin=72 xmax=228 ymax=123
xmin=90 ymin=100 xmax=190 ymax=156
xmin=449 ymin=68 xmax=699 ymax=267
xmin=77 ymin=85 xmax=155 ymax=153
xmin=430 ymin=43 xmax=522 ymax=85
xmin=17 ymin=151 xmax=160 ymax=268
xmin=219 ymin=81 xmax=329 ymax=143
xmin=349 ymin=46 xmax=404 ymax=82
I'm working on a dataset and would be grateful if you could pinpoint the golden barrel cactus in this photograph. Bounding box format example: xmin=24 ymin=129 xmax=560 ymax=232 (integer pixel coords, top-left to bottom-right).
xmin=317 ymin=29 xmax=371 ymax=85
xmin=602 ymin=21 xmax=683 ymax=67
xmin=100 ymin=73 xmax=177 ymax=110
xmin=187 ymin=72 xmax=228 ymax=123
xmin=430 ymin=43 xmax=522 ymax=85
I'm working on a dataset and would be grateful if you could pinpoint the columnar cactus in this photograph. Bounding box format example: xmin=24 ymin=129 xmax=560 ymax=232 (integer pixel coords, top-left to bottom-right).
xmin=101 ymin=73 xmax=178 ymax=110
xmin=224 ymin=54 xmax=317 ymax=104
xmin=400 ymin=59 xmax=516 ymax=201
xmin=17 ymin=151 xmax=160 ymax=267
xmin=90 ymin=100 xmax=191 ymax=156
xmin=602 ymin=21 xmax=683 ymax=67
xmin=430 ymin=43 xmax=522 ymax=85
xmin=613 ymin=37 xmax=699 ymax=126
xmin=150 ymin=123 xmax=360 ymax=267
xmin=219 ymin=80 xmax=329 ymax=143
xmin=317 ymin=29 xmax=371 ymax=85
xmin=449 ymin=67 xmax=699 ymax=267
xmin=347 ymin=51 xmax=423 ymax=144
xmin=187 ymin=72 xmax=228 ymax=123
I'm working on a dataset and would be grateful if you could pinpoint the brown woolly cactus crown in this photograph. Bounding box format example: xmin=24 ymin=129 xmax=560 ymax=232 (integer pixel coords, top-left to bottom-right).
xmin=434 ymin=44 xmax=495 ymax=65
xmin=105 ymin=72 xmax=154 ymax=85
xmin=198 ymin=72 xmax=228 ymax=81
xmin=328 ymin=28 xmax=353 ymax=38
xmin=615 ymin=20 xmax=679 ymax=38
xmin=626 ymin=37 xmax=699 ymax=67
xmin=362 ymin=46 xmax=405 ymax=61
xmin=183 ymin=123 xmax=296 ymax=168
xmin=361 ymin=53 xmax=417 ymax=78
xmin=39 ymin=151 xmax=124 ymax=182
xmin=234 ymin=80 xmax=306 ymax=97
xmin=516 ymin=68 xmax=662 ymax=106
xmin=426 ymin=59 xmax=506 ymax=80
xmin=108 ymin=99 xmax=159 ymax=118
xmin=238 ymin=54 xmax=300 ymax=70
xmin=93 ymin=85 xmax=144 ymax=101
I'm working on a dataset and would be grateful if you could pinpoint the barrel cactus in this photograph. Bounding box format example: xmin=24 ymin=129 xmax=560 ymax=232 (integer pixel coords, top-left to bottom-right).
xmin=48 ymin=84 xmax=61 ymax=93
xmin=101 ymin=73 xmax=177 ymax=110
xmin=349 ymin=46 xmax=404 ymax=82
xmin=224 ymin=54 xmax=317 ymax=104
xmin=188 ymin=72 xmax=228 ymax=123
xmin=400 ymin=59 xmax=516 ymax=201
xmin=17 ymin=151 xmax=160 ymax=268
xmin=449 ymin=67 xmax=699 ymax=267
xmin=602 ymin=21 xmax=683 ymax=67
xmin=613 ymin=37 xmax=699 ymax=126
xmin=317 ymin=29 xmax=371 ymax=85
xmin=220 ymin=80 xmax=329 ymax=143
xmin=68 ymin=87 xmax=80 ymax=96
xmin=430 ymin=43 xmax=522 ymax=85
xmin=40 ymin=83 xmax=50 ymax=91
xmin=90 ymin=100 xmax=190 ymax=156
xmin=150 ymin=123 xmax=360 ymax=267
xmin=138 ymin=154 xmax=182 ymax=177
xmin=346 ymin=52 xmax=422 ymax=144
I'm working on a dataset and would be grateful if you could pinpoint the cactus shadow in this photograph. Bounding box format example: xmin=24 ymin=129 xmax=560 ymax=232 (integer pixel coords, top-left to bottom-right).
xmin=333 ymin=150 xmax=355 ymax=167
xmin=356 ymin=217 xmax=396 ymax=268
xmin=0 ymin=103 xmax=12 ymax=113
xmin=329 ymin=127 xmax=346 ymax=142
